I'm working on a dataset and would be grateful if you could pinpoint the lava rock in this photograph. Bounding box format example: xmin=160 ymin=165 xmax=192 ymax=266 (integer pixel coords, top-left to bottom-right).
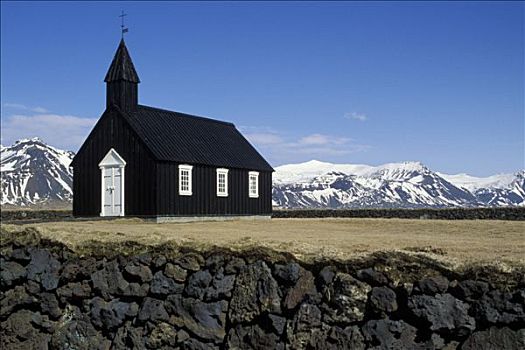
xmin=408 ymin=293 xmax=476 ymax=336
xmin=56 ymin=281 xmax=92 ymax=299
xmin=268 ymin=314 xmax=287 ymax=335
xmin=286 ymin=303 xmax=323 ymax=348
xmin=166 ymin=295 xmax=227 ymax=344
xmin=369 ymin=286 xmax=398 ymax=315
xmin=124 ymin=263 xmax=153 ymax=283
xmin=41 ymin=292 xmax=62 ymax=319
xmin=318 ymin=265 xmax=337 ymax=286
xmin=145 ymin=322 xmax=178 ymax=348
xmin=514 ymin=289 xmax=525 ymax=304
xmin=224 ymin=257 xmax=245 ymax=274
xmin=326 ymin=325 xmax=366 ymax=350
xmin=177 ymin=329 xmax=191 ymax=343
xmin=174 ymin=253 xmax=204 ymax=271
xmin=204 ymin=270 xmax=236 ymax=301
xmin=461 ymin=327 xmax=525 ymax=350
xmin=124 ymin=282 xmax=150 ymax=297
xmin=90 ymin=260 xmax=129 ymax=299
xmin=1 ymin=309 xmax=49 ymax=339
xmin=356 ymin=268 xmax=389 ymax=287
xmin=181 ymin=338 xmax=219 ymax=350
xmin=25 ymin=280 xmax=41 ymax=294
xmin=137 ymin=297 xmax=169 ymax=323
xmin=322 ymin=272 xmax=372 ymax=323
xmin=185 ymin=270 xmax=213 ymax=299
xmin=274 ymin=262 xmax=301 ymax=285
xmin=154 ymin=255 xmax=167 ymax=268
xmin=151 ymin=271 xmax=183 ymax=295
xmin=164 ymin=262 xmax=187 ymax=282
xmin=51 ymin=305 xmax=111 ymax=350
xmin=362 ymin=319 xmax=418 ymax=350
xmin=205 ymin=254 xmax=226 ymax=274
xmin=1 ymin=310 xmax=53 ymax=349
xmin=228 ymin=261 xmax=281 ymax=324
xmin=132 ymin=253 xmax=153 ymax=266
xmin=10 ymin=247 xmax=31 ymax=262
xmin=283 ymin=266 xmax=316 ymax=310
xmin=61 ymin=258 xmax=98 ymax=282
xmin=471 ymin=290 xmax=525 ymax=326
xmin=453 ymin=280 xmax=490 ymax=301
xmin=0 ymin=285 xmax=38 ymax=317
xmin=226 ymin=323 xmax=281 ymax=350
xmin=89 ymin=297 xmax=138 ymax=330
xmin=415 ymin=276 xmax=449 ymax=295
xmin=0 ymin=261 xmax=26 ymax=287
xmin=289 ymin=303 xmax=322 ymax=332
xmin=26 ymin=249 xmax=61 ymax=290
xmin=113 ymin=322 xmax=146 ymax=350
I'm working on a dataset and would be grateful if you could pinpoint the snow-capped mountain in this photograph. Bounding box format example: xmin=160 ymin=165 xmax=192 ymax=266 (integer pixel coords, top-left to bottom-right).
xmin=1 ymin=139 xmax=524 ymax=209
xmin=1 ymin=138 xmax=74 ymax=206
xmin=273 ymin=160 xmax=525 ymax=209
xmin=438 ymin=171 xmax=525 ymax=207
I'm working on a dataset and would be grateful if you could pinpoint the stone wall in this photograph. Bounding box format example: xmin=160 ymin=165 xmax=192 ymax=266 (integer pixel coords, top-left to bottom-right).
xmin=3 ymin=207 xmax=524 ymax=224
xmin=1 ymin=230 xmax=524 ymax=349
xmin=1 ymin=209 xmax=73 ymax=223
xmin=273 ymin=207 xmax=525 ymax=220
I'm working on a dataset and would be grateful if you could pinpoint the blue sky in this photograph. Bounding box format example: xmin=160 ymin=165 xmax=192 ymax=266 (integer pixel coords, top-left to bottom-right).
xmin=1 ymin=1 xmax=523 ymax=176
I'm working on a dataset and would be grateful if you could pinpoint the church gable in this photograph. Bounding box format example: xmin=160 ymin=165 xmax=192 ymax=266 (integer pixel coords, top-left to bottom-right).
xmin=73 ymin=38 xmax=272 ymax=218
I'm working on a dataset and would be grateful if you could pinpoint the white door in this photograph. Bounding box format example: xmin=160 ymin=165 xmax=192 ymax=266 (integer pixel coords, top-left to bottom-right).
xmin=99 ymin=148 xmax=126 ymax=217
xmin=102 ymin=167 xmax=123 ymax=216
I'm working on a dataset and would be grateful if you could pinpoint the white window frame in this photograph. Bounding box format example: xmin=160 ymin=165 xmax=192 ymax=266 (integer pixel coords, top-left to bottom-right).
xmin=216 ymin=168 xmax=229 ymax=197
xmin=178 ymin=164 xmax=193 ymax=196
xmin=248 ymin=171 xmax=259 ymax=198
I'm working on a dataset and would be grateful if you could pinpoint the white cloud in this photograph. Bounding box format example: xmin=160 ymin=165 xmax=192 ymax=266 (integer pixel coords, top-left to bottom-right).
xmin=32 ymin=106 xmax=49 ymax=113
xmin=298 ymin=133 xmax=352 ymax=146
xmin=244 ymin=132 xmax=284 ymax=145
xmin=344 ymin=112 xmax=368 ymax=121
xmin=1 ymin=114 xmax=97 ymax=151
xmin=3 ymin=103 xmax=49 ymax=114
xmin=243 ymin=129 xmax=370 ymax=165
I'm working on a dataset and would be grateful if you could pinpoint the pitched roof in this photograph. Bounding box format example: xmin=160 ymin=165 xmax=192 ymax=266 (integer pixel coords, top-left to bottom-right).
xmin=119 ymin=105 xmax=273 ymax=172
xmin=104 ymin=39 xmax=140 ymax=83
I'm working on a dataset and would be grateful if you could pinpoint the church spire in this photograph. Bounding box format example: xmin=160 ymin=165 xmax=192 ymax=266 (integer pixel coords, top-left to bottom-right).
xmin=105 ymin=39 xmax=140 ymax=83
xmin=105 ymin=39 xmax=140 ymax=110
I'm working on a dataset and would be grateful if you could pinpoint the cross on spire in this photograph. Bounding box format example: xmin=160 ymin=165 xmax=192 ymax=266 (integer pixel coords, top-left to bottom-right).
xmin=119 ymin=10 xmax=128 ymax=39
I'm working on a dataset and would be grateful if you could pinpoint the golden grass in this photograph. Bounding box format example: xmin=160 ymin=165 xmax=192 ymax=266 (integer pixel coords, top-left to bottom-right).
xmin=4 ymin=218 xmax=524 ymax=267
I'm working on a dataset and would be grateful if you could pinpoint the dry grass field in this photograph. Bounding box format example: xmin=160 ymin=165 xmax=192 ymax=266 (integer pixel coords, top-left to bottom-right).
xmin=4 ymin=218 xmax=524 ymax=267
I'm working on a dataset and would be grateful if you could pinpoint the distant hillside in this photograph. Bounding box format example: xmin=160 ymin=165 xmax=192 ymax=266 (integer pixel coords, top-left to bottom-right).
xmin=2 ymin=139 xmax=524 ymax=209
xmin=273 ymin=160 xmax=525 ymax=209
xmin=1 ymin=138 xmax=74 ymax=207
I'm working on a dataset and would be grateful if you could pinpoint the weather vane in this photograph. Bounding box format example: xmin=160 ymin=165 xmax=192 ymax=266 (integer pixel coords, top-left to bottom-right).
xmin=119 ymin=10 xmax=128 ymax=38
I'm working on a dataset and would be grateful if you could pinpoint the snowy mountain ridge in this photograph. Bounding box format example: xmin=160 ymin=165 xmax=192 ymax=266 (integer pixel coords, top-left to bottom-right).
xmin=1 ymin=139 xmax=524 ymax=208
xmin=1 ymin=138 xmax=74 ymax=206
xmin=273 ymin=160 xmax=525 ymax=209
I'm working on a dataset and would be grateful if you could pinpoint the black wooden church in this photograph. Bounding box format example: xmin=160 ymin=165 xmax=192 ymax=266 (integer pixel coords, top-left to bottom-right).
xmin=71 ymin=39 xmax=273 ymax=221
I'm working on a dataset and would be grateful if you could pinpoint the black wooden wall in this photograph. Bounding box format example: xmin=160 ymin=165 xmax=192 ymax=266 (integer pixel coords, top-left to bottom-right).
xmin=73 ymin=108 xmax=272 ymax=217
xmin=156 ymin=163 xmax=272 ymax=216
xmin=72 ymin=108 xmax=157 ymax=216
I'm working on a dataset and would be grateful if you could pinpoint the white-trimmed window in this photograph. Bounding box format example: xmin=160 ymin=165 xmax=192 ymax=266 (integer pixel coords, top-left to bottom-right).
xmin=179 ymin=164 xmax=193 ymax=196
xmin=216 ymin=168 xmax=229 ymax=197
xmin=248 ymin=171 xmax=259 ymax=198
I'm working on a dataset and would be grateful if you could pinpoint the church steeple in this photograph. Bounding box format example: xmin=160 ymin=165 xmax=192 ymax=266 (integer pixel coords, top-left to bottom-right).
xmin=105 ymin=39 xmax=140 ymax=110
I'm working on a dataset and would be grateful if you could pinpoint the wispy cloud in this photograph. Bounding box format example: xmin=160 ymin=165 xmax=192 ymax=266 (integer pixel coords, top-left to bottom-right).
xmin=298 ymin=133 xmax=352 ymax=146
xmin=244 ymin=132 xmax=284 ymax=145
xmin=1 ymin=114 xmax=97 ymax=151
xmin=3 ymin=103 xmax=49 ymax=114
xmin=243 ymin=128 xmax=370 ymax=165
xmin=344 ymin=112 xmax=368 ymax=121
